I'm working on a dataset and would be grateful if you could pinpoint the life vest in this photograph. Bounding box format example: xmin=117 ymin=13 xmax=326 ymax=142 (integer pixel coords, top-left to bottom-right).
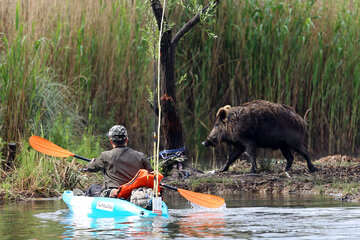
xmin=116 ymin=169 xmax=163 ymax=199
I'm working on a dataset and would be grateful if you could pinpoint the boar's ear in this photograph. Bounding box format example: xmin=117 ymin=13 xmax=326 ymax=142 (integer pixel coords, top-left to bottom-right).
xmin=216 ymin=105 xmax=231 ymax=121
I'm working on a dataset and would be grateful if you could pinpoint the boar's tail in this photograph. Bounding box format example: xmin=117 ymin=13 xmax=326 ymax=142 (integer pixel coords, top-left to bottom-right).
xmin=303 ymin=108 xmax=312 ymax=123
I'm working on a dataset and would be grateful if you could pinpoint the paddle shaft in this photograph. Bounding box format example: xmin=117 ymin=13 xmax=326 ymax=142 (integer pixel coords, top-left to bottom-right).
xmin=74 ymin=154 xmax=91 ymax=162
xmin=160 ymin=184 xmax=178 ymax=191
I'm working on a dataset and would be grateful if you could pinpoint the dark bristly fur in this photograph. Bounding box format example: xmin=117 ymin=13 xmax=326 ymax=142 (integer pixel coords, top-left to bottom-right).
xmin=202 ymin=100 xmax=318 ymax=173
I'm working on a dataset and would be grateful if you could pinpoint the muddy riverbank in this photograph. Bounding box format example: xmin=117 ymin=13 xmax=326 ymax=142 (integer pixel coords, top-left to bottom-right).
xmin=162 ymin=155 xmax=360 ymax=202
xmin=1 ymin=155 xmax=359 ymax=202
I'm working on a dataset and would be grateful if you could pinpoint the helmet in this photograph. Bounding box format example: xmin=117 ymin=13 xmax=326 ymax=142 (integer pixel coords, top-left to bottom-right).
xmin=106 ymin=125 xmax=128 ymax=141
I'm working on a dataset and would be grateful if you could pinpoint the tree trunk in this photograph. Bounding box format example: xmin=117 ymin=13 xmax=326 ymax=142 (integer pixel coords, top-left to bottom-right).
xmin=150 ymin=0 xmax=220 ymax=151
xmin=151 ymin=1 xmax=183 ymax=150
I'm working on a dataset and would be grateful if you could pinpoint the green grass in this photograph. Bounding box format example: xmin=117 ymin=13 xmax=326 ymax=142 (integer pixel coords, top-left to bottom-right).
xmin=331 ymin=180 xmax=360 ymax=195
xmin=190 ymin=176 xmax=236 ymax=189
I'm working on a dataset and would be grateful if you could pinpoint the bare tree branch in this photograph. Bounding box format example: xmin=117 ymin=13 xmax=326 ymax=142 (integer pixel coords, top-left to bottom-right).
xmin=172 ymin=0 xmax=220 ymax=47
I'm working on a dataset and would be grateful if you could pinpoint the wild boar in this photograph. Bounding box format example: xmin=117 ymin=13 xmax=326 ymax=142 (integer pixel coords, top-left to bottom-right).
xmin=202 ymin=100 xmax=318 ymax=173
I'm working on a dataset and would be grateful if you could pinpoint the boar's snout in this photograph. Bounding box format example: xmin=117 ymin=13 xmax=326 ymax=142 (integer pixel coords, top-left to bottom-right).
xmin=202 ymin=140 xmax=209 ymax=147
xmin=202 ymin=139 xmax=216 ymax=147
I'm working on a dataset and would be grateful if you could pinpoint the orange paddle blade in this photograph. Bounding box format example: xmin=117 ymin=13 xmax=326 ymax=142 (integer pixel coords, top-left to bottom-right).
xmin=29 ymin=136 xmax=74 ymax=158
xmin=178 ymin=188 xmax=225 ymax=208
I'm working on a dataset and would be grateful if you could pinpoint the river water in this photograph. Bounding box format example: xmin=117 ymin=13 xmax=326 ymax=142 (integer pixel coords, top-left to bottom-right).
xmin=1 ymin=192 xmax=360 ymax=239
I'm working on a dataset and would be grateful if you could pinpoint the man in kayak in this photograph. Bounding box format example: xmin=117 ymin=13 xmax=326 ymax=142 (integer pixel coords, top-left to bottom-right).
xmin=84 ymin=125 xmax=153 ymax=197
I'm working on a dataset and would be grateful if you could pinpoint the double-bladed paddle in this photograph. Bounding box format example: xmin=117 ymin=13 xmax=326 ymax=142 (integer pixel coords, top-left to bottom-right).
xmin=29 ymin=135 xmax=225 ymax=208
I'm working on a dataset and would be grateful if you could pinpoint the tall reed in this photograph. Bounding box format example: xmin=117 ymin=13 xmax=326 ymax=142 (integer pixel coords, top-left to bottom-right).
xmin=1 ymin=0 xmax=360 ymax=174
xmin=1 ymin=0 xmax=154 ymax=149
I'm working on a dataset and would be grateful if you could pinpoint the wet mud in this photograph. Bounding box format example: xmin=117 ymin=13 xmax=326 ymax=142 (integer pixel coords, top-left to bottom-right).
xmin=163 ymin=155 xmax=360 ymax=202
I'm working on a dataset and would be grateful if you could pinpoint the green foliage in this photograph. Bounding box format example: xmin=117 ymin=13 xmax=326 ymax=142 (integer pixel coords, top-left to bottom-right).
xmin=177 ymin=73 xmax=187 ymax=85
xmin=178 ymin=0 xmax=218 ymax=38
xmin=0 ymin=137 xmax=4 ymax=155
xmin=47 ymin=111 xmax=103 ymax=159
xmin=74 ymin=115 xmax=103 ymax=160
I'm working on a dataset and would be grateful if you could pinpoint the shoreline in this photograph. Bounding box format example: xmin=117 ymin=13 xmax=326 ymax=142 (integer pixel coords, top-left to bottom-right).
xmin=1 ymin=155 xmax=360 ymax=203
xmin=162 ymin=155 xmax=360 ymax=203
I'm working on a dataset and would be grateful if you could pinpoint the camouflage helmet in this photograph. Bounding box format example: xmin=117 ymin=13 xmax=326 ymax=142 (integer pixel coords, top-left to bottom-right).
xmin=106 ymin=125 xmax=128 ymax=141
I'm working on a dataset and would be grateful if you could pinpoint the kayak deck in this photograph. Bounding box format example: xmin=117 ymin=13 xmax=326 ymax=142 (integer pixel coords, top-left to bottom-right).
xmin=62 ymin=190 xmax=169 ymax=218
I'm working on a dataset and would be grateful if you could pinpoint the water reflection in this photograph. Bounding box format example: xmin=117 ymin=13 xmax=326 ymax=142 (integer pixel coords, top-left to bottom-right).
xmin=171 ymin=210 xmax=226 ymax=238
xmin=2 ymin=193 xmax=360 ymax=239
xmin=41 ymin=211 xmax=168 ymax=239
xmin=35 ymin=203 xmax=228 ymax=239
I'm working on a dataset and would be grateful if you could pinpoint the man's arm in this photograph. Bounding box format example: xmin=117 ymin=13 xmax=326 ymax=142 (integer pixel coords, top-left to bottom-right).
xmin=87 ymin=154 xmax=105 ymax=172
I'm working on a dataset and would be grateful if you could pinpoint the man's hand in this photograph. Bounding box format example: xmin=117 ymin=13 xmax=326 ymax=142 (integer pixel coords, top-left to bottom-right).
xmin=109 ymin=189 xmax=118 ymax=198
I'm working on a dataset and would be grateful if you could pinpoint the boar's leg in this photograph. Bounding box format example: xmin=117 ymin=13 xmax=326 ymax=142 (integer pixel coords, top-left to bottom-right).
xmin=292 ymin=145 xmax=318 ymax=172
xmin=244 ymin=143 xmax=257 ymax=173
xmin=219 ymin=145 xmax=245 ymax=172
xmin=280 ymin=146 xmax=294 ymax=171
